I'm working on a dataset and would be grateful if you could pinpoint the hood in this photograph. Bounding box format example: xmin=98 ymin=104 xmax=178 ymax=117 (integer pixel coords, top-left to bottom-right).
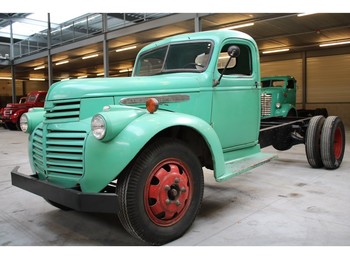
xmin=5 ymin=102 xmax=27 ymax=109
xmin=47 ymin=74 xmax=208 ymax=101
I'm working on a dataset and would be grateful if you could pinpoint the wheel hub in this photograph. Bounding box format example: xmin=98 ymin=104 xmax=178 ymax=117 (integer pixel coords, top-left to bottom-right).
xmin=145 ymin=160 xmax=191 ymax=226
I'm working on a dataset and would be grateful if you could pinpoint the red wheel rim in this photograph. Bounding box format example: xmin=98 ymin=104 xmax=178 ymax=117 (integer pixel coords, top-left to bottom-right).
xmin=334 ymin=127 xmax=343 ymax=159
xmin=144 ymin=158 xmax=192 ymax=226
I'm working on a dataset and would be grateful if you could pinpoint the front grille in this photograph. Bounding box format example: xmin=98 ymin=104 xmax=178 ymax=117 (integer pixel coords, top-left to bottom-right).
xmin=4 ymin=109 xmax=11 ymax=117
xmin=32 ymin=127 xmax=86 ymax=178
xmin=44 ymin=100 xmax=80 ymax=123
xmin=261 ymin=93 xmax=272 ymax=116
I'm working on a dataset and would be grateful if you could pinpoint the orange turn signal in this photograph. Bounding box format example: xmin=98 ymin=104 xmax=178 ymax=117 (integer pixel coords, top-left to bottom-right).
xmin=146 ymin=98 xmax=159 ymax=114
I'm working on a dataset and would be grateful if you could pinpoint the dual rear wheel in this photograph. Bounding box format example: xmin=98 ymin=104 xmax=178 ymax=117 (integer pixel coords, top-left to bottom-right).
xmin=305 ymin=116 xmax=345 ymax=169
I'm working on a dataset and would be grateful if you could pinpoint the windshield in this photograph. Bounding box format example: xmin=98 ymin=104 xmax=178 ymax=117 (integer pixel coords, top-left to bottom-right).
xmin=134 ymin=41 xmax=213 ymax=76
xmin=27 ymin=94 xmax=37 ymax=102
xmin=261 ymin=80 xmax=285 ymax=88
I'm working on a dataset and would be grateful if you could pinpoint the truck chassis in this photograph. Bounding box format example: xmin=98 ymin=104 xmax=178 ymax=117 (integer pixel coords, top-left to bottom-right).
xmin=12 ymin=115 xmax=345 ymax=216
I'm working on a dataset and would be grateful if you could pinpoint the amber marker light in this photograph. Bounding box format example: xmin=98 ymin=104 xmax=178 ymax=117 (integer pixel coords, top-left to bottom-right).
xmin=146 ymin=98 xmax=159 ymax=114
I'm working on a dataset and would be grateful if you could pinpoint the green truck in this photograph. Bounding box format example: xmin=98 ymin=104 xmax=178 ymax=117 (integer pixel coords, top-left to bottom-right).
xmin=261 ymin=75 xmax=298 ymax=118
xmin=11 ymin=29 xmax=345 ymax=245
xmin=260 ymin=75 xmax=328 ymax=119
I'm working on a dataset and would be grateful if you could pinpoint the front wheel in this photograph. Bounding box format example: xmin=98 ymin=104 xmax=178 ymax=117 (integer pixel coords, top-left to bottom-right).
xmin=116 ymin=138 xmax=204 ymax=245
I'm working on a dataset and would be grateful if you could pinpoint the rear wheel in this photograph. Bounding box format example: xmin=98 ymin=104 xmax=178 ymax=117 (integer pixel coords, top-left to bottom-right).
xmin=320 ymin=116 xmax=345 ymax=169
xmin=116 ymin=138 xmax=204 ymax=245
xmin=305 ymin=115 xmax=325 ymax=168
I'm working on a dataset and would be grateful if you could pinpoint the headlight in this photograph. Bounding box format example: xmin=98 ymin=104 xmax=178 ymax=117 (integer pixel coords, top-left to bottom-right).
xmin=276 ymin=102 xmax=281 ymax=109
xmin=91 ymin=114 xmax=106 ymax=140
xmin=19 ymin=114 xmax=28 ymax=132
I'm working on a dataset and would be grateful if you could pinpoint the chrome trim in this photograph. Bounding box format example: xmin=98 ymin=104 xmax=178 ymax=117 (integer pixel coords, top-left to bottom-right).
xmin=120 ymin=94 xmax=190 ymax=105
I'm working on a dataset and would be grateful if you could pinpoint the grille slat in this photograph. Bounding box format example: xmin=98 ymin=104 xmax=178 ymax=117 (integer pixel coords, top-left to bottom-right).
xmin=47 ymin=166 xmax=84 ymax=175
xmin=46 ymin=140 xmax=84 ymax=147
xmin=47 ymin=152 xmax=83 ymax=161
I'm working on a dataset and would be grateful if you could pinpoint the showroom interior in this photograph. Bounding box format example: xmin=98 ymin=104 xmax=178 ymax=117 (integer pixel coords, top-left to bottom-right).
xmin=0 ymin=12 xmax=350 ymax=250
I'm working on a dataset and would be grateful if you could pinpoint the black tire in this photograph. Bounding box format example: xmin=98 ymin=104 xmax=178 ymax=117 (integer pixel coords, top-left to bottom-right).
xmin=315 ymin=108 xmax=328 ymax=118
xmin=305 ymin=115 xmax=325 ymax=168
xmin=272 ymin=126 xmax=293 ymax=151
xmin=287 ymin=109 xmax=297 ymax=117
xmin=16 ymin=114 xmax=23 ymax=131
xmin=116 ymin=138 xmax=204 ymax=245
xmin=44 ymin=199 xmax=72 ymax=211
xmin=320 ymin=116 xmax=345 ymax=170
xmin=4 ymin=122 xmax=17 ymax=130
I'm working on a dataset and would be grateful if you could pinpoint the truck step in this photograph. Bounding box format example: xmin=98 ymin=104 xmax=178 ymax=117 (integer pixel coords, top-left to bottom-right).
xmin=218 ymin=152 xmax=278 ymax=182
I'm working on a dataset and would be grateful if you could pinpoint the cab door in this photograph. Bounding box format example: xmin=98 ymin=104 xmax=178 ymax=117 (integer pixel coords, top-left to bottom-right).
xmin=211 ymin=39 xmax=261 ymax=150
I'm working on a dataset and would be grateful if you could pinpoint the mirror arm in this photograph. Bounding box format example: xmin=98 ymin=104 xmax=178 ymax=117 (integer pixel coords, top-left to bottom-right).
xmin=213 ymin=56 xmax=233 ymax=87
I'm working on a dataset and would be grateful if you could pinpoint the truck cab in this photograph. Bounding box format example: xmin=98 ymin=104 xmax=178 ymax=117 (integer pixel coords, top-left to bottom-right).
xmin=260 ymin=75 xmax=297 ymax=118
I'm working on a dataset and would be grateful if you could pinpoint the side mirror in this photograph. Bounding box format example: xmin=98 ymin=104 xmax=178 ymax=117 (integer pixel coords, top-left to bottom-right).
xmin=213 ymin=45 xmax=241 ymax=87
xmin=227 ymin=45 xmax=240 ymax=58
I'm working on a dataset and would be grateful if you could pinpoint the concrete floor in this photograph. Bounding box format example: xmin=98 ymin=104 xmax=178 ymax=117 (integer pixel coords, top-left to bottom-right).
xmin=1 ymin=126 xmax=350 ymax=248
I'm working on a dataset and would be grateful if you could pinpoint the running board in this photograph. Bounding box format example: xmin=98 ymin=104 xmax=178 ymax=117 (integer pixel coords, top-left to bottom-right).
xmin=216 ymin=152 xmax=278 ymax=182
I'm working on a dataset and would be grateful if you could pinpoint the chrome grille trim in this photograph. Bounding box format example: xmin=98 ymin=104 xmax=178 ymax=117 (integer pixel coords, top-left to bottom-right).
xmin=261 ymin=93 xmax=272 ymax=116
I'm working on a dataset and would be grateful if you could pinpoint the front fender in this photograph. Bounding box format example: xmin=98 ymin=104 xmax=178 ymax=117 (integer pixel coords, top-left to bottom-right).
xmin=278 ymin=104 xmax=296 ymax=117
xmin=82 ymin=110 xmax=225 ymax=192
xmin=11 ymin=108 xmax=28 ymax=123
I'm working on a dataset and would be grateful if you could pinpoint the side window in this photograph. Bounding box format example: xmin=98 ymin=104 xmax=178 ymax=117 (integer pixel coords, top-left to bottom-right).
xmin=218 ymin=43 xmax=252 ymax=76
xmin=39 ymin=94 xmax=46 ymax=102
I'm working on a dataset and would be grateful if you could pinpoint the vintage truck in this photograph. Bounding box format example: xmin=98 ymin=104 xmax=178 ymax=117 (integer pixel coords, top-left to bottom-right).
xmin=1 ymin=91 xmax=47 ymax=130
xmin=11 ymin=29 xmax=345 ymax=245
xmin=260 ymin=75 xmax=328 ymax=119
xmin=260 ymin=75 xmax=298 ymax=118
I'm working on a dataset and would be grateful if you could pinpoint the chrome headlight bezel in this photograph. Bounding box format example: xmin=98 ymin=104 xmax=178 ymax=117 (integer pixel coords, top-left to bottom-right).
xmin=275 ymin=102 xmax=281 ymax=109
xmin=91 ymin=114 xmax=107 ymax=140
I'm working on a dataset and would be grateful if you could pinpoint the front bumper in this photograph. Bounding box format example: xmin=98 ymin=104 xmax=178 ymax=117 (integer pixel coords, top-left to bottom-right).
xmin=11 ymin=166 xmax=119 ymax=214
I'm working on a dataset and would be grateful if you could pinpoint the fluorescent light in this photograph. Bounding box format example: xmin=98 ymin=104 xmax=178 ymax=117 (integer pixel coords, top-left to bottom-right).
xmin=116 ymin=46 xmax=137 ymax=52
xmin=29 ymin=78 xmax=45 ymax=81
xmin=119 ymin=68 xmax=133 ymax=73
xmin=82 ymin=54 xmax=98 ymax=59
xmin=0 ymin=77 xmax=12 ymax=80
xmin=55 ymin=60 xmax=69 ymax=66
xmin=297 ymin=13 xmax=317 ymax=17
xmin=262 ymin=48 xmax=290 ymax=54
xmin=220 ymin=22 xmax=254 ymax=30
xmin=77 ymin=75 xmax=87 ymax=79
xmin=319 ymin=41 xmax=350 ymax=47
xmin=97 ymin=72 xmax=104 ymax=76
xmin=34 ymin=65 xmax=45 ymax=70
xmin=61 ymin=78 xmax=70 ymax=81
